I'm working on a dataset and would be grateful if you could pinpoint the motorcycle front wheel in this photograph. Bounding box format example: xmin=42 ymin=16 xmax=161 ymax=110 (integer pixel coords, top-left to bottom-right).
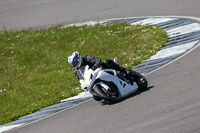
xmin=93 ymin=85 xmax=122 ymax=103
xmin=93 ymin=95 xmax=102 ymax=101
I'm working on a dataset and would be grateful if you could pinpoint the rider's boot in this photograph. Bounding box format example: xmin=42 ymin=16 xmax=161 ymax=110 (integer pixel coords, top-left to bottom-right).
xmin=115 ymin=64 xmax=133 ymax=83
xmin=104 ymin=60 xmax=133 ymax=83
xmin=114 ymin=63 xmax=129 ymax=74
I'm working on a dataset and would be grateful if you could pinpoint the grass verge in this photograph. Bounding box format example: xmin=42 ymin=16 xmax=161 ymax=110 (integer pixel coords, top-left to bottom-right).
xmin=0 ymin=22 xmax=168 ymax=125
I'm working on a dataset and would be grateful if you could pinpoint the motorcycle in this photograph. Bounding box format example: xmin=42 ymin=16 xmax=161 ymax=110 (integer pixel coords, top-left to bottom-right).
xmin=76 ymin=58 xmax=148 ymax=103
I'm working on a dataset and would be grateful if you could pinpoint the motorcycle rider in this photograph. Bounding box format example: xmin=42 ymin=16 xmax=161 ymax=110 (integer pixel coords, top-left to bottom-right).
xmin=68 ymin=51 xmax=131 ymax=80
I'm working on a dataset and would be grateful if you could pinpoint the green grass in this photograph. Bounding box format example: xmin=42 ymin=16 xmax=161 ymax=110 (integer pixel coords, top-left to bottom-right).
xmin=0 ymin=23 xmax=168 ymax=125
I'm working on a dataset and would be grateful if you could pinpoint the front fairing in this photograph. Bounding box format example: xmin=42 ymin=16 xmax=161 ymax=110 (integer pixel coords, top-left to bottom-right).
xmin=93 ymin=69 xmax=139 ymax=97
xmin=78 ymin=66 xmax=94 ymax=90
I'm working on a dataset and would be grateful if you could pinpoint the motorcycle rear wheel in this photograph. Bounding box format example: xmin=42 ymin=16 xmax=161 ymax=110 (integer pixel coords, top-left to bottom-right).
xmin=135 ymin=73 xmax=148 ymax=91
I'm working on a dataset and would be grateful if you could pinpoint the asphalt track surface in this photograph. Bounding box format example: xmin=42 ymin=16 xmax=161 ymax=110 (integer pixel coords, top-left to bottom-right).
xmin=1 ymin=0 xmax=200 ymax=133
xmin=1 ymin=0 xmax=200 ymax=30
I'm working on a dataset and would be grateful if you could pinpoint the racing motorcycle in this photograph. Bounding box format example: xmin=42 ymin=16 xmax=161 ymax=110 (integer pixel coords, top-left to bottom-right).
xmin=76 ymin=58 xmax=148 ymax=102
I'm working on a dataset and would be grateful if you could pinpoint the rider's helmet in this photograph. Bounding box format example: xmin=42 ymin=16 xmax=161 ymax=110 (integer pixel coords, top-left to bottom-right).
xmin=68 ymin=51 xmax=82 ymax=70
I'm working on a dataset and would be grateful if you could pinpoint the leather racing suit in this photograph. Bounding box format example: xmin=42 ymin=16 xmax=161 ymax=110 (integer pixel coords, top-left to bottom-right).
xmin=74 ymin=55 xmax=129 ymax=80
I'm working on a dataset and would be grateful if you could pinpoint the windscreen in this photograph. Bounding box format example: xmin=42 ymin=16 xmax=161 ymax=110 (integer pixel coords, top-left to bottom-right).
xmin=77 ymin=66 xmax=86 ymax=80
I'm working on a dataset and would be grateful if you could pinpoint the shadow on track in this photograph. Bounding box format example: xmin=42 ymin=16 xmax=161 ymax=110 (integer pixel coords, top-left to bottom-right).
xmin=100 ymin=86 xmax=154 ymax=105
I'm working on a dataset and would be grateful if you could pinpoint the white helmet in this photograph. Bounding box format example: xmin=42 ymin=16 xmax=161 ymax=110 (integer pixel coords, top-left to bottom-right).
xmin=68 ymin=51 xmax=82 ymax=70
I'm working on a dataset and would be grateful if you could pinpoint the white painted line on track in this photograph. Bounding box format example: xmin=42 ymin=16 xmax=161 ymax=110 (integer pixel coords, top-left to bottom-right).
xmin=148 ymin=41 xmax=198 ymax=61
xmin=146 ymin=41 xmax=200 ymax=76
xmin=61 ymin=20 xmax=106 ymax=28
xmin=61 ymin=92 xmax=92 ymax=102
xmin=0 ymin=124 xmax=24 ymax=133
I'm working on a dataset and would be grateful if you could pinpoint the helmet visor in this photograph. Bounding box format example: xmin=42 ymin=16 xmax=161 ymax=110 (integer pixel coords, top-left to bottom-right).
xmin=72 ymin=61 xmax=78 ymax=67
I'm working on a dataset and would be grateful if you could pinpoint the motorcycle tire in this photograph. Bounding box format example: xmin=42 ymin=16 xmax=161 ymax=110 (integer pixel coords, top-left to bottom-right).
xmin=93 ymin=95 xmax=102 ymax=101
xmin=135 ymin=73 xmax=148 ymax=91
xmin=93 ymin=85 xmax=122 ymax=103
